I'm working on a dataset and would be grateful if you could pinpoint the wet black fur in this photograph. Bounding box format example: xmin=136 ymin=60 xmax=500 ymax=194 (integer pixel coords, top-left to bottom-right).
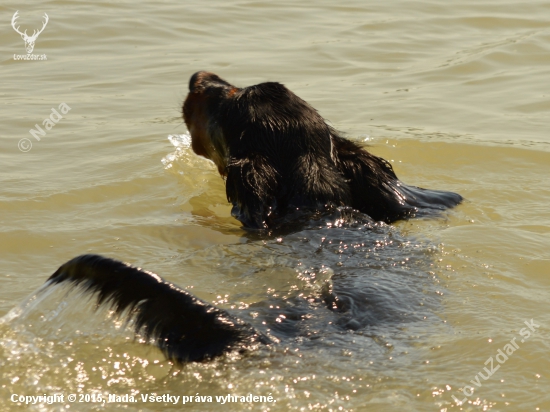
xmin=38 ymin=74 xmax=463 ymax=364
xmin=185 ymin=72 xmax=462 ymax=229
xmin=47 ymin=254 xmax=269 ymax=363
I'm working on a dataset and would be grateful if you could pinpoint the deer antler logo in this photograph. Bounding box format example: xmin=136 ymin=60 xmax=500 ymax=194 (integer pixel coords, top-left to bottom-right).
xmin=11 ymin=11 xmax=49 ymax=54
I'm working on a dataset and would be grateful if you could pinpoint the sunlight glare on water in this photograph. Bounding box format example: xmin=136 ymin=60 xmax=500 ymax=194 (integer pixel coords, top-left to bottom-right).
xmin=1 ymin=0 xmax=549 ymax=411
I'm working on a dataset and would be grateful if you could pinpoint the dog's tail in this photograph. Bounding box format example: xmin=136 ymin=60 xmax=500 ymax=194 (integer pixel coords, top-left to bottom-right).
xmin=46 ymin=254 xmax=269 ymax=363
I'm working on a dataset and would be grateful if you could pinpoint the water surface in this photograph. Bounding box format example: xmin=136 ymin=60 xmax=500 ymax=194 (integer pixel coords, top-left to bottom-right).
xmin=1 ymin=1 xmax=549 ymax=411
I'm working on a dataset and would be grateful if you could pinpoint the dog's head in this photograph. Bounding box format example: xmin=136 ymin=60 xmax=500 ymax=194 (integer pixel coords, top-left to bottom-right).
xmin=182 ymin=71 xmax=239 ymax=176
xmin=182 ymin=71 xmax=353 ymax=228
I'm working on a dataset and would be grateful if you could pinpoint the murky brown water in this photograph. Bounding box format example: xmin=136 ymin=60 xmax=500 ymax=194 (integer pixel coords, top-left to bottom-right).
xmin=1 ymin=1 xmax=549 ymax=411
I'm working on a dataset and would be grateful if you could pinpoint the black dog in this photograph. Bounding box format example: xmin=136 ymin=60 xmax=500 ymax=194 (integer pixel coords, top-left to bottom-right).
xmin=183 ymin=71 xmax=461 ymax=229
xmin=41 ymin=72 xmax=462 ymax=363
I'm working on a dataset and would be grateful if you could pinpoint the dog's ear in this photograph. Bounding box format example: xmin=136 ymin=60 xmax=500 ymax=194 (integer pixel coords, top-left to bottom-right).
xmin=292 ymin=152 xmax=351 ymax=206
xmin=226 ymin=153 xmax=279 ymax=229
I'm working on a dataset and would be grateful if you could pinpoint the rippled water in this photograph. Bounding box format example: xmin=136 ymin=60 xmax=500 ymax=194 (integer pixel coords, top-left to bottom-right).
xmin=1 ymin=1 xmax=549 ymax=411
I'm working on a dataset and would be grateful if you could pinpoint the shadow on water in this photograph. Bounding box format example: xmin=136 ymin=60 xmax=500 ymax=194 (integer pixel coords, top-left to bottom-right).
xmin=1 ymin=207 xmax=444 ymax=355
xmin=0 ymin=137 xmax=454 ymax=408
xmin=219 ymin=208 xmax=446 ymax=347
